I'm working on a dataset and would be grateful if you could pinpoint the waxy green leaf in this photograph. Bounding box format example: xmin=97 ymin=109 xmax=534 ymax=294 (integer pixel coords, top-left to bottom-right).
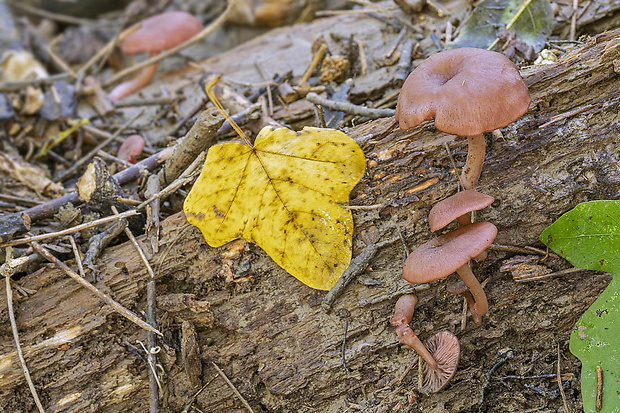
xmin=540 ymin=200 xmax=620 ymax=413
xmin=450 ymin=0 xmax=553 ymax=52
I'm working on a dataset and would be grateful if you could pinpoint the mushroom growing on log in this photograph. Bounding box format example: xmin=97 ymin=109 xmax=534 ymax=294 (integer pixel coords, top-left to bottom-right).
xmin=0 ymin=22 xmax=617 ymax=413
xmin=395 ymin=47 xmax=530 ymax=190
xmin=403 ymin=222 xmax=497 ymax=316
xmin=429 ymin=189 xmax=495 ymax=261
xmin=390 ymin=294 xmax=460 ymax=393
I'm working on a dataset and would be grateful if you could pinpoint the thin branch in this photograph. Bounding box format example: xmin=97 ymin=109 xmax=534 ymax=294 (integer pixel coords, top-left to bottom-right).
xmin=323 ymin=238 xmax=396 ymax=312
xmin=3 ymin=250 xmax=46 ymax=413
xmin=0 ymin=209 xmax=139 ymax=248
xmin=146 ymin=282 xmax=159 ymax=413
xmin=557 ymin=343 xmax=572 ymax=413
xmin=513 ymin=267 xmax=585 ymax=282
xmin=299 ymin=43 xmax=327 ymax=85
xmin=110 ymin=207 xmax=155 ymax=279
xmin=386 ymin=27 xmax=406 ymax=59
xmin=5 ymin=276 xmax=46 ymax=412
xmin=46 ymin=35 xmax=77 ymax=79
xmin=30 ymin=242 xmax=162 ymax=336
xmin=8 ymin=0 xmax=93 ymax=25
xmin=488 ymin=243 xmax=557 ymax=258
xmin=55 ymin=110 xmax=144 ymax=182
xmin=211 ymin=362 xmax=255 ymax=413
xmin=306 ymin=92 xmax=395 ymax=119
xmin=145 ymin=176 xmax=161 ymax=413
xmin=136 ymin=339 xmax=162 ymax=413
xmin=114 ymin=96 xmax=182 ymax=108
xmin=77 ymin=23 xmax=141 ymax=77
xmin=181 ymin=375 xmax=219 ymax=413
xmin=138 ymin=152 xmax=207 ymax=211
xmin=570 ymin=0 xmax=579 ymax=41
xmin=67 ymin=236 xmax=86 ymax=277
xmin=0 ymin=73 xmax=72 ymax=92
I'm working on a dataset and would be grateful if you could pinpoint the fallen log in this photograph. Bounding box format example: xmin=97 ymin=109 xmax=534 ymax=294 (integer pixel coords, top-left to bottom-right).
xmin=0 ymin=27 xmax=618 ymax=413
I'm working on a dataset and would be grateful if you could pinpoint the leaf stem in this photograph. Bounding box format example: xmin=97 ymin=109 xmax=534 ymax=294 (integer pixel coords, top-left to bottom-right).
xmin=205 ymin=76 xmax=253 ymax=146
xmin=487 ymin=0 xmax=535 ymax=50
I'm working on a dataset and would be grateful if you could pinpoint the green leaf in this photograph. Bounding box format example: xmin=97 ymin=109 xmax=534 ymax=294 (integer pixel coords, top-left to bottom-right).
xmin=540 ymin=201 xmax=620 ymax=274
xmin=570 ymin=278 xmax=620 ymax=413
xmin=449 ymin=0 xmax=553 ymax=52
xmin=540 ymin=200 xmax=620 ymax=413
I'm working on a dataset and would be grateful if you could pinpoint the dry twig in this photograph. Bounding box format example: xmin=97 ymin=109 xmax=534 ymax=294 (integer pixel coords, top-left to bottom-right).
xmin=30 ymin=242 xmax=162 ymax=336
xmin=78 ymin=24 xmax=141 ymax=77
xmin=211 ymin=362 xmax=255 ymax=413
xmin=55 ymin=110 xmax=143 ymax=182
xmin=0 ymin=210 xmax=138 ymax=248
xmin=8 ymin=0 xmax=90 ymax=24
xmin=557 ymin=344 xmax=572 ymax=413
xmin=299 ymin=43 xmax=328 ymax=85
xmin=2 ymin=251 xmax=46 ymax=413
xmin=306 ymin=93 xmax=395 ymax=119
xmin=110 ymin=205 xmax=159 ymax=412
xmin=158 ymin=108 xmax=224 ymax=185
xmin=144 ymin=176 xmax=161 ymax=412
xmin=513 ymin=267 xmax=584 ymax=283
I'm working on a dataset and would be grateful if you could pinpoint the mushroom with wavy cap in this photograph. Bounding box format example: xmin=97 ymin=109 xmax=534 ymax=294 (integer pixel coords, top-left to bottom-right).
xmin=396 ymin=48 xmax=530 ymax=190
xmin=403 ymin=222 xmax=497 ymax=316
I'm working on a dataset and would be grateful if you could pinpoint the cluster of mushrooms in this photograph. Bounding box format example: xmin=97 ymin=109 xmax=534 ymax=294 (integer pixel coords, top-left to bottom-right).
xmin=390 ymin=47 xmax=531 ymax=393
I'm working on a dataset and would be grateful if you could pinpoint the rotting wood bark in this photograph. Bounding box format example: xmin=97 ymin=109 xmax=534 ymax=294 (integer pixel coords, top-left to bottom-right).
xmin=0 ymin=29 xmax=619 ymax=413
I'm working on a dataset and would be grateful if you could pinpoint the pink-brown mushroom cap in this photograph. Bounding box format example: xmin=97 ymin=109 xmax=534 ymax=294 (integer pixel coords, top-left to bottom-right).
xmin=429 ymin=190 xmax=494 ymax=232
xmin=121 ymin=11 xmax=202 ymax=55
xmin=421 ymin=330 xmax=460 ymax=393
xmin=117 ymin=134 xmax=145 ymax=164
xmin=396 ymin=47 xmax=530 ymax=136
xmin=403 ymin=222 xmax=497 ymax=284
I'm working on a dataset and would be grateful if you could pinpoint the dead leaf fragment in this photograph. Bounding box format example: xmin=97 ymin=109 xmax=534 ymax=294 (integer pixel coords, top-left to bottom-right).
xmin=0 ymin=50 xmax=48 ymax=82
xmin=22 ymin=86 xmax=45 ymax=115
xmin=0 ymin=152 xmax=63 ymax=198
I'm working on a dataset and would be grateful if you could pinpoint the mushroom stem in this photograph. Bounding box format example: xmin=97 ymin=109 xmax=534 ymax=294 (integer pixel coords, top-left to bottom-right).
xmin=460 ymin=134 xmax=485 ymax=190
xmin=455 ymin=262 xmax=488 ymax=316
xmin=447 ymin=282 xmax=482 ymax=326
xmin=456 ymin=213 xmax=472 ymax=227
xmin=462 ymin=290 xmax=482 ymax=325
xmin=109 ymin=51 xmax=160 ymax=101
xmin=390 ymin=295 xmax=439 ymax=370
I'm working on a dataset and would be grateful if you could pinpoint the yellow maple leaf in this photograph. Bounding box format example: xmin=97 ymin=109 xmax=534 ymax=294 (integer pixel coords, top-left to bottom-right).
xmin=183 ymin=125 xmax=366 ymax=290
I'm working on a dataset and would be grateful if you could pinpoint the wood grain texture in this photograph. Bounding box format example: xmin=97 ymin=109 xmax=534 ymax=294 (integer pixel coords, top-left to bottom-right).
xmin=0 ymin=27 xmax=618 ymax=413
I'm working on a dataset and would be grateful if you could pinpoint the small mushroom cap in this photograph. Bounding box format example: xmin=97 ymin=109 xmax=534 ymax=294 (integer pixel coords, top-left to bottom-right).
xmin=396 ymin=48 xmax=530 ymax=136
xmin=402 ymin=222 xmax=497 ymax=284
xmin=422 ymin=330 xmax=460 ymax=393
xmin=429 ymin=190 xmax=494 ymax=232
xmin=121 ymin=11 xmax=202 ymax=55
xmin=390 ymin=294 xmax=418 ymax=328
